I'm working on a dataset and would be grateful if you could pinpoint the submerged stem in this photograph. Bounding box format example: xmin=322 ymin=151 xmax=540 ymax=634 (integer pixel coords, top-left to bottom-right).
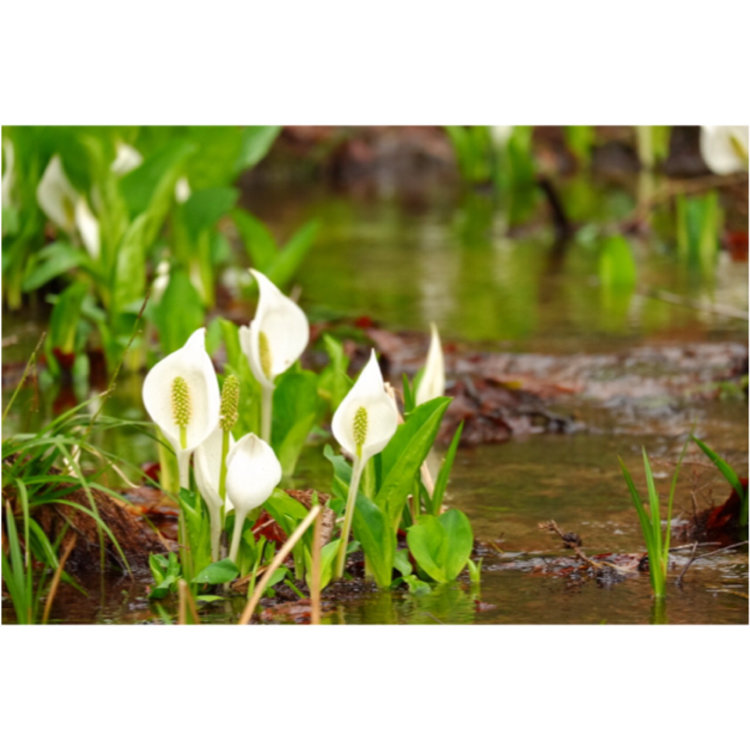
xmin=335 ymin=456 xmax=365 ymax=580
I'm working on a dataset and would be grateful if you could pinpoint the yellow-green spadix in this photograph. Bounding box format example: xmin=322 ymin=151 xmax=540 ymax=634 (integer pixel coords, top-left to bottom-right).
xmin=142 ymin=328 xmax=220 ymax=488
xmin=225 ymin=433 xmax=282 ymax=563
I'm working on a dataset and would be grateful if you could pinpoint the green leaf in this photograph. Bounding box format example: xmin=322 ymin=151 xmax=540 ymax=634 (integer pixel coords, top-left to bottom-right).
xmin=237 ymin=126 xmax=281 ymax=171
xmin=304 ymin=539 xmax=341 ymax=592
xmin=265 ymin=219 xmax=319 ymax=288
xmin=317 ymin=335 xmax=351 ymax=412
xmin=430 ymin=421 xmax=464 ymax=515
xmin=272 ymin=370 xmax=320 ymax=476
xmin=151 ymin=269 xmax=205 ymax=355
xmin=376 ymin=397 xmax=451 ymax=525
xmin=232 ymin=208 xmax=278 ymax=270
xmin=192 ymin=558 xmax=240 ymax=584
xmin=22 ymin=242 xmax=90 ymax=292
xmin=181 ymin=186 xmax=238 ymax=241
xmin=692 ymin=436 xmax=747 ymax=525
xmin=407 ymin=509 xmax=473 ymax=583
xmin=352 ymin=492 xmax=395 ymax=588
xmin=47 ymin=281 xmax=89 ymax=353
xmin=120 ymin=140 xmax=194 ymax=217
xmin=265 ymin=489 xmax=308 ymax=538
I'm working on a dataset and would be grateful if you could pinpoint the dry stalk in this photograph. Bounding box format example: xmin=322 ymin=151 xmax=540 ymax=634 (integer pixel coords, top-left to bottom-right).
xmin=41 ymin=531 xmax=78 ymax=624
xmin=310 ymin=503 xmax=323 ymax=625
xmin=238 ymin=504 xmax=321 ymax=625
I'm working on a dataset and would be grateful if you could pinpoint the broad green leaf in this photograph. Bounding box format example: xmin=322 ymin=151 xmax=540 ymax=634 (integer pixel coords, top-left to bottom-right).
xmin=192 ymin=558 xmax=239 ymax=584
xmin=352 ymin=493 xmax=394 ymax=588
xmin=47 ymin=281 xmax=89 ymax=353
xmin=304 ymin=539 xmax=341 ymax=592
xmin=692 ymin=436 xmax=747 ymax=525
xmin=22 ymin=242 xmax=89 ymax=292
xmin=317 ymin=335 xmax=351 ymax=412
xmin=376 ymin=397 xmax=451 ymax=525
xmin=265 ymin=489 xmax=309 ymax=538
xmin=181 ymin=186 xmax=238 ymax=241
xmin=272 ymin=370 xmax=320 ymax=475
xmin=407 ymin=508 xmax=473 ymax=583
xmin=151 ymin=269 xmax=205 ymax=354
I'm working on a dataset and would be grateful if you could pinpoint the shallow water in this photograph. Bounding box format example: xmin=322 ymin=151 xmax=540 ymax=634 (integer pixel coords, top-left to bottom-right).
xmin=3 ymin=176 xmax=748 ymax=625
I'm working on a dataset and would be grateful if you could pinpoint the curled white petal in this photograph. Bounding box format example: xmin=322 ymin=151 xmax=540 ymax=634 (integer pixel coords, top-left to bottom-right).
xmin=416 ymin=322 xmax=445 ymax=406
xmin=225 ymin=433 xmax=282 ymax=515
xmin=111 ymin=142 xmax=143 ymax=175
xmin=242 ymin=269 xmax=309 ymax=388
xmin=490 ymin=125 xmax=514 ymax=150
xmin=332 ymin=349 xmax=399 ymax=463
xmin=142 ymin=327 xmax=220 ymax=454
xmin=194 ymin=426 xmax=235 ymax=513
xmin=36 ymin=155 xmax=78 ymax=233
xmin=75 ymin=198 xmax=100 ymax=260
xmin=151 ymin=259 xmax=171 ymax=304
xmin=700 ymin=126 xmax=749 ymax=175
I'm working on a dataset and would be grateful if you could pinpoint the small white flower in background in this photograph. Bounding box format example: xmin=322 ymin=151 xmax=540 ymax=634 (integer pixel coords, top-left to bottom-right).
xmin=239 ymin=268 xmax=310 ymax=442
xmin=142 ymin=327 xmax=220 ymax=488
xmin=225 ymin=433 xmax=282 ymax=563
xmin=151 ymin=259 xmax=171 ymax=304
xmin=175 ymin=177 xmax=191 ymax=203
xmin=2 ymin=138 xmax=15 ymax=208
xmin=490 ymin=125 xmax=514 ymax=150
xmin=111 ymin=142 xmax=143 ymax=175
xmin=700 ymin=126 xmax=748 ymax=175
xmin=332 ymin=349 xmax=399 ymax=465
xmin=36 ymin=154 xmax=101 ymax=259
xmin=416 ymin=323 xmax=445 ymax=406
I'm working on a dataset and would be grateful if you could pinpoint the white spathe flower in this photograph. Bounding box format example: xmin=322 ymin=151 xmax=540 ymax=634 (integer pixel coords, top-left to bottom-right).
xmin=142 ymin=327 xmax=220 ymax=487
xmin=151 ymin=259 xmax=171 ymax=304
xmin=239 ymin=269 xmax=310 ymax=390
xmin=225 ymin=432 xmax=282 ymax=563
xmin=111 ymin=142 xmax=143 ymax=175
xmin=490 ymin=125 xmax=514 ymax=150
xmin=194 ymin=426 xmax=235 ymax=515
xmin=332 ymin=349 xmax=399 ymax=463
xmin=36 ymin=154 xmax=100 ymax=259
xmin=2 ymin=138 xmax=14 ymax=208
xmin=225 ymin=433 xmax=282 ymax=516
xmin=74 ymin=197 xmax=100 ymax=260
xmin=416 ymin=323 xmax=445 ymax=406
xmin=700 ymin=126 xmax=748 ymax=175
xmin=37 ymin=155 xmax=78 ymax=233
xmin=175 ymin=177 xmax=191 ymax=203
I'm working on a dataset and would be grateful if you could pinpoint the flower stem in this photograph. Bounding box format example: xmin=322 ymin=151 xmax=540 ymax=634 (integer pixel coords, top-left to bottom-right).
xmin=218 ymin=429 xmax=230 ymax=500
xmin=335 ymin=456 xmax=364 ymax=580
xmin=261 ymin=383 xmax=274 ymax=444
xmin=208 ymin=503 xmax=221 ymax=562
xmin=229 ymin=508 xmax=249 ymax=565
xmin=177 ymin=450 xmax=190 ymax=491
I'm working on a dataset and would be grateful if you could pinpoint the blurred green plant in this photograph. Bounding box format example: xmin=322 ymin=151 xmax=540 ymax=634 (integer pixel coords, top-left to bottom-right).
xmin=675 ymin=191 xmax=721 ymax=273
xmin=692 ymin=436 xmax=748 ymax=528
xmin=1 ymin=125 xmax=325 ymax=378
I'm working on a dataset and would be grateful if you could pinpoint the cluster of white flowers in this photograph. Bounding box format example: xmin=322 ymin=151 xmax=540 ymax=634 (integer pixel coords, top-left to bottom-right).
xmin=142 ymin=268 xmax=447 ymax=569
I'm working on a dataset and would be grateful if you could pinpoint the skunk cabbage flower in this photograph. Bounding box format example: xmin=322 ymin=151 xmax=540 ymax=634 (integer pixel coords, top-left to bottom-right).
xmin=142 ymin=328 xmax=220 ymax=488
xmin=111 ymin=142 xmax=143 ymax=175
xmin=225 ymin=433 xmax=282 ymax=563
xmin=36 ymin=155 xmax=100 ymax=259
xmin=240 ymin=269 xmax=309 ymax=390
xmin=332 ymin=349 xmax=398 ymax=464
xmin=416 ymin=323 xmax=445 ymax=406
xmin=700 ymin=126 xmax=748 ymax=175
xmin=239 ymin=269 xmax=309 ymax=441
xmin=332 ymin=349 xmax=398 ymax=578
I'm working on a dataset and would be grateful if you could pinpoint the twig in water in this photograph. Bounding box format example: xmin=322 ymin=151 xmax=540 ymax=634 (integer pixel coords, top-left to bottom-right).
xmin=310 ymin=500 xmax=322 ymax=625
xmin=177 ymin=579 xmax=200 ymax=624
xmin=675 ymin=541 xmax=747 ymax=588
xmin=238 ymin=504 xmax=321 ymax=625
